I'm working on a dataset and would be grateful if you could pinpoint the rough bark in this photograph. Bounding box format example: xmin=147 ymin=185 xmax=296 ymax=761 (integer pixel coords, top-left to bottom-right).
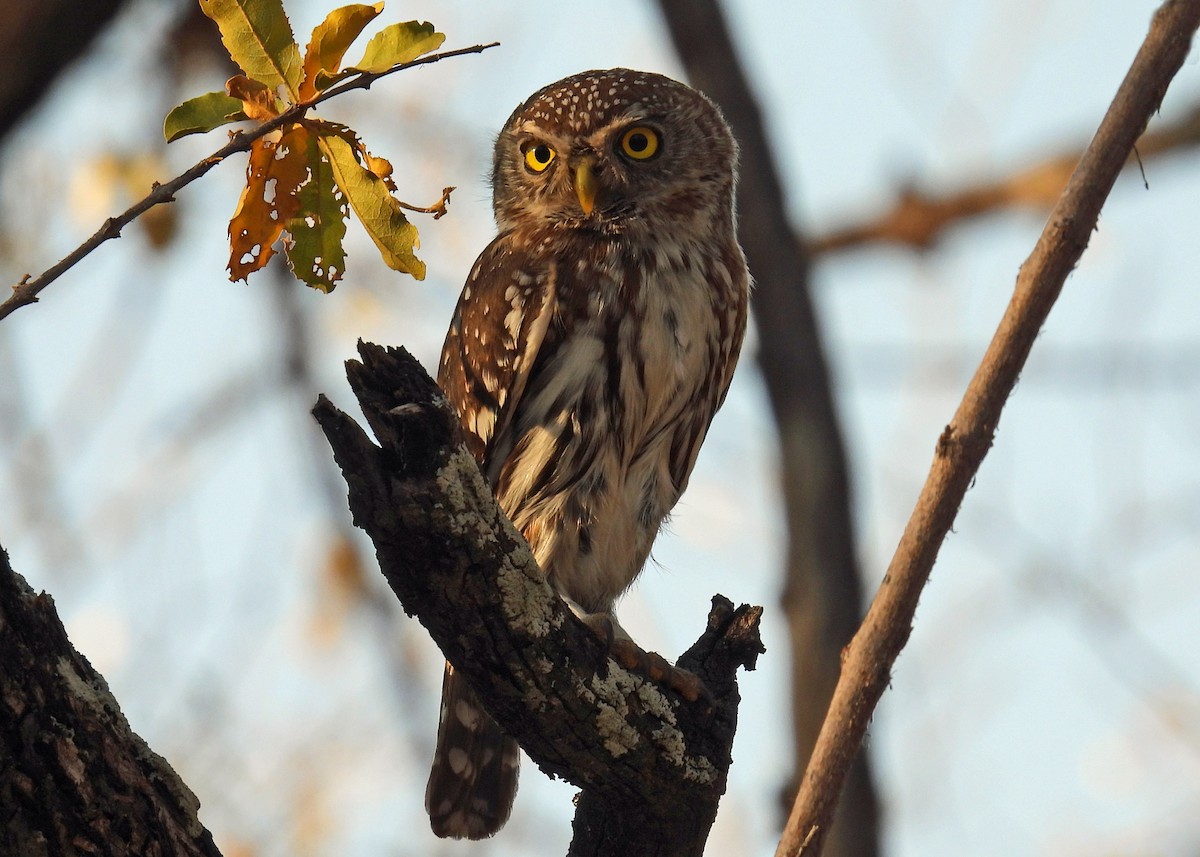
xmin=312 ymin=341 xmax=764 ymax=857
xmin=653 ymin=3 xmax=879 ymax=856
xmin=0 ymin=547 xmax=222 ymax=857
xmin=0 ymin=0 xmax=130 ymax=142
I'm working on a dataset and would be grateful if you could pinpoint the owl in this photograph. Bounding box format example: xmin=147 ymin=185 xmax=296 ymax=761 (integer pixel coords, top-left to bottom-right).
xmin=425 ymin=68 xmax=750 ymax=839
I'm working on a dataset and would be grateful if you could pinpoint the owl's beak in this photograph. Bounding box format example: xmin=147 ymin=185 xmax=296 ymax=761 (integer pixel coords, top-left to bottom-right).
xmin=573 ymin=160 xmax=598 ymax=215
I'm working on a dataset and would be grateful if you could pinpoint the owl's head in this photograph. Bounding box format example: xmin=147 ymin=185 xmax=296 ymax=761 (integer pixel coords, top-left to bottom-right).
xmin=491 ymin=69 xmax=737 ymax=236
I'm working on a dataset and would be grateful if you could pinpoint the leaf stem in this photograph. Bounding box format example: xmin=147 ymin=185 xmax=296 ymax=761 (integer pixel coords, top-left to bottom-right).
xmin=397 ymin=186 xmax=455 ymax=219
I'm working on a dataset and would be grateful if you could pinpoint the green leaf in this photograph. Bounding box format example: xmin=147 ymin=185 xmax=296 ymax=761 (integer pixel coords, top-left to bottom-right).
xmin=350 ymin=20 xmax=445 ymax=73
xmin=300 ymin=2 xmax=384 ymax=100
xmin=163 ymin=91 xmax=247 ymax=142
xmin=286 ymin=133 xmax=348 ymax=292
xmin=199 ymin=0 xmax=303 ymax=98
xmin=320 ymin=133 xmax=425 ymax=279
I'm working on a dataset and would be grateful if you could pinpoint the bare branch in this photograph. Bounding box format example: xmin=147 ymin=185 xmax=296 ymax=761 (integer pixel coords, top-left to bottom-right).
xmin=0 ymin=42 xmax=499 ymax=324
xmin=810 ymin=102 xmax=1200 ymax=255
xmin=776 ymin=2 xmax=1200 ymax=855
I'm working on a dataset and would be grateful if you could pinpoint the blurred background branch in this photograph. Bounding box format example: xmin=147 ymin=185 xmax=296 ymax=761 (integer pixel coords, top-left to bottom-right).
xmin=810 ymin=102 xmax=1200 ymax=255
xmin=0 ymin=0 xmax=131 ymax=140
xmin=655 ymin=2 xmax=879 ymax=855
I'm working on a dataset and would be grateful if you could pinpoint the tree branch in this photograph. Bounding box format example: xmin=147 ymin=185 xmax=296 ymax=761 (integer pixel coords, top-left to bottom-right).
xmin=0 ymin=0 xmax=130 ymax=142
xmin=810 ymin=102 xmax=1200 ymax=255
xmin=0 ymin=41 xmax=499 ymax=324
xmin=312 ymin=342 xmax=763 ymax=857
xmin=0 ymin=546 xmax=223 ymax=856
xmin=653 ymin=2 xmax=879 ymax=855
xmin=776 ymin=2 xmax=1200 ymax=855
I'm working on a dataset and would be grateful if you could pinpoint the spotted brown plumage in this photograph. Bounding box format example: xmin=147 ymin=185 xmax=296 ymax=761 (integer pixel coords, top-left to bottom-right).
xmin=426 ymin=68 xmax=750 ymax=839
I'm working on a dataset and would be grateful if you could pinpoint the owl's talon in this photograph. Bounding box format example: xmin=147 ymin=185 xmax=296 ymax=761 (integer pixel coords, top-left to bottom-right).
xmin=579 ymin=612 xmax=616 ymax=649
xmin=575 ymin=611 xmax=711 ymax=704
xmin=609 ymin=638 xmax=711 ymax=705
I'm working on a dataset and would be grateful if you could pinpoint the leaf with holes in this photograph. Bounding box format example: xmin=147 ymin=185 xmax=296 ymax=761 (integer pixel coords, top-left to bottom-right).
xmin=320 ymin=132 xmax=424 ymax=279
xmin=305 ymin=120 xmax=395 ymax=191
xmin=286 ymin=131 xmax=348 ymax=292
xmin=227 ymin=125 xmax=310 ymax=281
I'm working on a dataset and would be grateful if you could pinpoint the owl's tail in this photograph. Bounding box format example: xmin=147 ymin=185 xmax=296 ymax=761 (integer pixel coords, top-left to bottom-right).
xmin=425 ymin=661 xmax=521 ymax=839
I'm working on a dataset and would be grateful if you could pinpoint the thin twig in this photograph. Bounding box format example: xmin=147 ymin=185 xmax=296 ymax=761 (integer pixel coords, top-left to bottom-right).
xmin=310 ymin=42 xmax=499 ymax=108
xmin=775 ymin=2 xmax=1200 ymax=855
xmin=0 ymin=42 xmax=499 ymax=323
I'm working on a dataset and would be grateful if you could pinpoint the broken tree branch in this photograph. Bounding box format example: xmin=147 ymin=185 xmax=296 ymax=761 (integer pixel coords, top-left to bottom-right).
xmin=312 ymin=342 xmax=764 ymax=857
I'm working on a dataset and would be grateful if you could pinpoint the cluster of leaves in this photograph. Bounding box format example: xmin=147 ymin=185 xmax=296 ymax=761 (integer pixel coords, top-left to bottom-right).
xmin=165 ymin=0 xmax=447 ymax=291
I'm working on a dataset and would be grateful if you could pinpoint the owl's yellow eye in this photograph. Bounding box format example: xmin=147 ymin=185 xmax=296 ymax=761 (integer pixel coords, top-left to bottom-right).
xmin=524 ymin=143 xmax=556 ymax=172
xmin=619 ymin=126 xmax=660 ymax=160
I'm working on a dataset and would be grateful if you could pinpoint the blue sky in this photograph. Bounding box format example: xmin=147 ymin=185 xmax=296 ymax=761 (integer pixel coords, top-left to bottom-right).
xmin=3 ymin=1 xmax=1200 ymax=855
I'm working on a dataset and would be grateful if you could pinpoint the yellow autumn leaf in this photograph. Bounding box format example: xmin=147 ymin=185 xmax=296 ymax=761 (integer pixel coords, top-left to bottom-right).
xmin=352 ymin=20 xmax=443 ymax=72
xmin=313 ymin=20 xmax=444 ymax=90
xmin=320 ymin=132 xmax=424 ymax=279
xmin=300 ymin=2 xmax=384 ymax=100
xmin=226 ymin=74 xmax=281 ymax=120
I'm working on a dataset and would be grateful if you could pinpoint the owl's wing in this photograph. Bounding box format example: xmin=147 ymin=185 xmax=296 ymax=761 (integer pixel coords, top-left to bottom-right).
xmin=437 ymin=233 xmax=557 ymax=475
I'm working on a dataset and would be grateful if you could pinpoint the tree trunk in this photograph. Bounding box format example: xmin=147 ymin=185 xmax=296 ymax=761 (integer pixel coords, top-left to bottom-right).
xmin=654 ymin=3 xmax=880 ymax=855
xmin=0 ymin=0 xmax=130 ymax=142
xmin=0 ymin=548 xmax=223 ymax=857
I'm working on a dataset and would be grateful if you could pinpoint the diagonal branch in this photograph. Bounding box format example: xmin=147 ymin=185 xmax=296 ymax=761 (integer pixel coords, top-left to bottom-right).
xmin=312 ymin=342 xmax=763 ymax=857
xmin=810 ymin=102 xmax=1200 ymax=255
xmin=776 ymin=2 xmax=1200 ymax=855
xmin=0 ymin=41 xmax=498 ymax=324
